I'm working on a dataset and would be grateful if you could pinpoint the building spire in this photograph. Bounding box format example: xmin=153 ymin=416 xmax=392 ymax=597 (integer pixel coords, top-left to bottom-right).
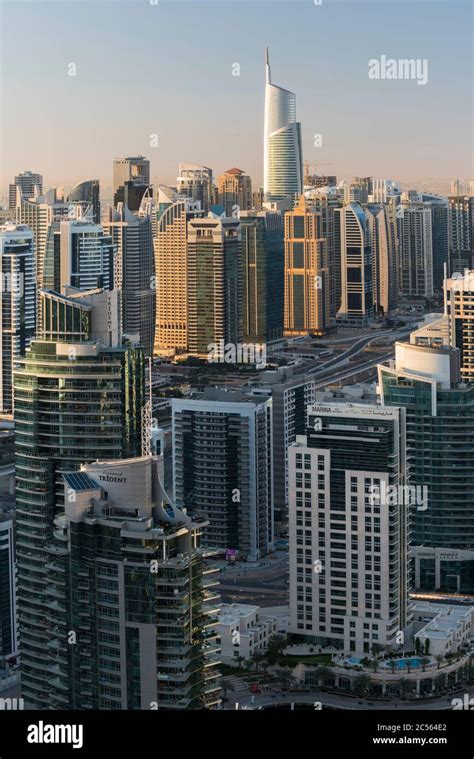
xmin=265 ymin=46 xmax=271 ymax=84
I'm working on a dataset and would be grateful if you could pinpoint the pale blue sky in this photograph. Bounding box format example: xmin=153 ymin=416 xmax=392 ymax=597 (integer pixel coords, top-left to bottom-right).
xmin=1 ymin=0 xmax=472 ymax=195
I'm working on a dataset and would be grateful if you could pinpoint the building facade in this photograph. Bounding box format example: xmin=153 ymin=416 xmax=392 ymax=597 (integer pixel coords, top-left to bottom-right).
xmin=217 ymin=168 xmax=252 ymax=217
xmin=336 ymin=203 xmax=374 ymax=326
xmin=172 ymin=389 xmax=273 ymax=561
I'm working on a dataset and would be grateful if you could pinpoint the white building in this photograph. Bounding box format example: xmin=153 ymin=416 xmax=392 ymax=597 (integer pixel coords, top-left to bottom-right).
xmin=399 ymin=201 xmax=433 ymax=298
xmin=288 ymin=402 xmax=411 ymax=655
xmin=214 ymin=603 xmax=277 ymax=660
xmin=414 ymin=603 xmax=473 ymax=658
xmin=263 ymin=47 xmax=303 ymax=202
xmin=0 ymin=224 xmax=35 ymax=413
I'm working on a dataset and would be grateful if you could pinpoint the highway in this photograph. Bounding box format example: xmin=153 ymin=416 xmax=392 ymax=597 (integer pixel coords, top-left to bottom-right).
xmin=304 ymin=327 xmax=411 ymax=376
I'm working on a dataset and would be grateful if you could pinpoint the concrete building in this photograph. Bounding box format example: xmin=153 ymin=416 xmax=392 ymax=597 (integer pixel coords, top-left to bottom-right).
xmin=8 ymin=171 xmax=42 ymax=210
xmin=414 ymin=603 xmax=473 ymax=658
xmin=448 ymin=195 xmax=474 ymax=273
xmin=113 ymin=156 xmax=149 ymax=196
xmin=399 ymin=200 xmax=433 ymax=298
xmin=0 ymin=420 xmax=17 ymax=689
xmin=153 ymin=193 xmax=204 ymax=356
xmin=187 ymin=215 xmax=242 ymax=357
xmin=172 ymin=388 xmax=273 ymax=561
xmin=214 ymin=603 xmax=276 ymax=661
xmin=218 ymin=168 xmax=252 ymax=217
xmin=104 ymin=204 xmax=155 ymax=356
xmin=248 ymin=366 xmax=316 ymax=525
xmin=445 ymin=269 xmax=474 ymax=382
xmin=284 ymin=195 xmax=330 ymax=336
xmin=14 ymin=287 xmax=146 ymax=707
xmin=52 ymin=455 xmax=221 ymax=709
xmin=239 ymin=210 xmax=284 ymax=344
xmin=379 ymin=325 xmax=474 ymax=595
xmin=288 ymin=402 xmax=410 ymax=655
xmin=67 ymin=179 xmax=100 ymax=224
xmin=177 ymin=164 xmax=213 ymax=212
xmin=0 ymin=224 xmax=35 ymax=413
xmin=43 ymin=218 xmax=115 ymax=294
xmin=336 ymin=203 xmax=374 ymax=326
xmin=366 ymin=203 xmax=398 ymax=316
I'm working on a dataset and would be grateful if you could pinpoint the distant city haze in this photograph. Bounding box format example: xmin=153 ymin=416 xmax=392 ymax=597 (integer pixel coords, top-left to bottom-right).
xmin=1 ymin=0 xmax=472 ymax=195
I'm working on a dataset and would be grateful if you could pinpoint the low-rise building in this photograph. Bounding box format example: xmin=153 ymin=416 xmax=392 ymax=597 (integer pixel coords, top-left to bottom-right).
xmin=414 ymin=603 xmax=473 ymax=658
xmin=214 ymin=603 xmax=277 ymax=660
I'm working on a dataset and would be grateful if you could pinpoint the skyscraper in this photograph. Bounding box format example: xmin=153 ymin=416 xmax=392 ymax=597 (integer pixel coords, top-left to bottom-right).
xmin=445 ymin=270 xmax=474 ymax=381
xmin=8 ymin=171 xmax=43 ymax=210
xmin=336 ymin=203 xmax=374 ymax=326
xmin=177 ymin=164 xmax=213 ymax=212
xmin=172 ymin=388 xmax=273 ymax=562
xmin=0 ymin=421 xmax=17 ymax=684
xmin=113 ymin=156 xmax=150 ymax=196
xmin=0 ymin=224 xmax=35 ymax=413
xmin=366 ymin=203 xmax=398 ymax=316
xmin=448 ymin=195 xmax=474 ymax=272
xmin=217 ymin=168 xmax=252 ymax=217
xmin=240 ymin=210 xmax=284 ymax=344
xmin=379 ymin=330 xmax=474 ymax=595
xmin=67 ymin=179 xmax=100 ymax=224
xmin=42 ymin=219 xmax=115 ymax=293
xmin=153 ymin=193 xmax=204 ymax=356
xmin=422 ymin=194 xmax=449 ymax=292
xmin=103 ymin=204 xmax=155 ymax=356
xmin=55 ymin=455 xmax=221 ymax=709
xmin=187 ymin=216 xmax=242 ymax=356
xmin=284 ymin=195 xmax=330 ymax=335
xmin=14 ymin=287 xmax=145 ymax=707
xmin=398 ymin=200 xmax=434 ymax=298
xmin=263 ymin=47 xmax=303 ymax=202
xmin=288 ymin=402 xmax=410 ymax=653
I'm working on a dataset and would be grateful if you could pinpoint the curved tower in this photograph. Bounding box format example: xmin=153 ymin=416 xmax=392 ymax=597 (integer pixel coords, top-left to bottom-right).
xmin=263 ymin=47 xmax=303 ymax=203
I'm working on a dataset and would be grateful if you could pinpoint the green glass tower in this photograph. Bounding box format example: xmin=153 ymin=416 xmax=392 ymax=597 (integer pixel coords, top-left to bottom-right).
xmin=14 ymin=287 xmax=145 ymax=707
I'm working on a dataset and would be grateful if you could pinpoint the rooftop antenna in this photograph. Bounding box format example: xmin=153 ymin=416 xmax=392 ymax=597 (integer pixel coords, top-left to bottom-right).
xmin=265 ymin=46 xmax=271 ymax=84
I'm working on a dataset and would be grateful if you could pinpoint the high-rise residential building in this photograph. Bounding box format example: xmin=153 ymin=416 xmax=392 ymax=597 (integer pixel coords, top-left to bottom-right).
xmin=42 ymin=219 xmax=115 ymax=293
xmin=172 ymin=388 xmax=273 ymax=562
xmin=450 ymin=179 xmax=462 ymax=197
xmin=67 ymin=179 xmax=100 ymax=224
xmin=14 ymin=287 xmax=145 ymax=707
xmin=284 ymin=195 xmax=330 ymax=336
xmin=177 ymin=164 xmax=213 ymax=212
xmin=263 ymin=47 xmax=303 ymax=202
xmin=398 ymin=200 xmax=433 ymax=298
xmin=217 ymin=168 xmax=252 ymax=217
xmin=113 ymin=156 xmax=150 ymax=196
xmin=366 ymin=203 xmax=398 ymax=316
xmin=248 ymin=366 xmax=316 ymax=525
xmin=239 ymin=210 xmax=284 ymax=344
xmin=379 ymin=330 xmax=474 ymax=595
xmin=336 ymin=203 xmax=374 ymax=326
xmin=448 ymin=195 xmax=474 ymax=272
xmin=0 ymin=224 xmax=36 ymax=413
xmin=153 ymin=194 xmax=204 ymax=356
xmin=186 ymin=216 xmax=242 ymax=357
xmin=288 ymin=402 xmax=411 ymax=654
xmin=0 ymin=420 xmax=18 ymax=685
xmin=421 ymin=194 xmax=449 ymax=291
xmin=445 ymin=269 xmax=474 ymax=382
xmin=51 ymin=455 xmax=221 ymax=709
xmin=103 ymin=204 xmax=155 ymax=356
xmin=304 ymin=190 xmax=342 ymax=318
xmin=15 ymin=188 xmax=80 ymax=292
xmin=8 ymin=171 xmax=43 ymax=210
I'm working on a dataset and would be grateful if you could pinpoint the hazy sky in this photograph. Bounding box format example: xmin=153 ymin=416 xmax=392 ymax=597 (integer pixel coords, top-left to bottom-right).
xmin=1 ymin=0 xmax=472 ymax=196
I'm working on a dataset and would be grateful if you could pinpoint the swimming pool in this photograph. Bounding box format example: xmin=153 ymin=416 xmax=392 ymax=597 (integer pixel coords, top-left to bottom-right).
xmin=383 ymin=657 xmax=424 ymax=670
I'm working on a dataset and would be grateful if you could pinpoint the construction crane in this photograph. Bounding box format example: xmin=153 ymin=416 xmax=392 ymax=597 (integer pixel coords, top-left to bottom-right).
xmin=304 ymin=161 xmax=334 ymax=185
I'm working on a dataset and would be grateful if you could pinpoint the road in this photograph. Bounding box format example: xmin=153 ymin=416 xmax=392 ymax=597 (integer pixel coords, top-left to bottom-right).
xmin=230 ymin=688 xmax=470 ymax=711
xmin=304 ymin=327 xmax=411 ymax=376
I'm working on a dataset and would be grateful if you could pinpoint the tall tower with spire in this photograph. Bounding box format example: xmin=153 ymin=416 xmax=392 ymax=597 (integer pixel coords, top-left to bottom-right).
xmin=263 ymin=47 xmax=303 ymax=202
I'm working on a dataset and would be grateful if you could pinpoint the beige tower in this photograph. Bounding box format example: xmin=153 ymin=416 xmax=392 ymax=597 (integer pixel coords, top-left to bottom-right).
xmin=284 ymin=195 xmax=329 ymax=336
xmin=217 ymin=168 xmax=252 ymax=217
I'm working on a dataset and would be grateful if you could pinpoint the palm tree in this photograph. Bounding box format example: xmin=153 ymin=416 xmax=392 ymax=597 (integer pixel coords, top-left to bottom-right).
xmin=421 ymin=657 xmax=430 ymax=673
xmin=371 ymin=643 xmax=384 ymax=659
xmin=221 ymin=679 xmax=235 ymax=701
xmin=370 ymin=658 xmax=379 ymax=674
xmin=353 ymin=674 xmax=372 ymax=698
xmin=235 ymin=655 xmax=245 ymax=671
xmin=276 ymin=667 xmax=294 ymax=691
xmin=252 ymin=652 xmax=265 ymax=674
xmin=266 ymin=635 xmax=287 ymax=664
xmin=436 ymin=654 xmax=444 ymax=670
xmin=314 ymin=665 xmax=333 ymax=687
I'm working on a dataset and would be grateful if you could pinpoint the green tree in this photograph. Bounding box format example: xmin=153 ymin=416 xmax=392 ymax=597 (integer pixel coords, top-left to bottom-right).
xmin=352 ymin=674 xmax=372 ymax=698
xmin=252 ymin=652 xmax=265 ymax=674
xmin=424 ymin=638 xmax=430 ymax=655
xmin=266 ymin=635 xmax=287 ymax=664
xmin=275 ymin=667 xmax=294 ymax=691
xmin=314 ymin=665 xmax=333 ymax=687
xmin=436 ymin=654 xmax=444 ymax=670
xmin=421 ymin=657 xmax=430 ymax=673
